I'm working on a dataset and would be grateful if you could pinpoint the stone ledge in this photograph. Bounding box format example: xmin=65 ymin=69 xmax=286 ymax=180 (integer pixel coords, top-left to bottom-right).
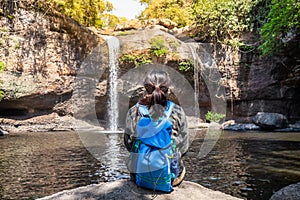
xmin=38 ymin=180 xmax=242 ymax=200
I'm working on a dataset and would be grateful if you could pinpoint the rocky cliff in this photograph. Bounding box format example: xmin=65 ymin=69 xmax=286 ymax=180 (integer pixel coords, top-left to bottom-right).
xmin=0 ymin=5 xmax=299 ymax=133
xmin=0 ymin=4 xmax=109 ymax=132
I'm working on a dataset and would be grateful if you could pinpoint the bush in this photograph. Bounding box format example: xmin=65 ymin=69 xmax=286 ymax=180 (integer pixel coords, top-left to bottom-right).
xmin=149 ymin=36 xmax=168 ymax=57
xmin=119 ymin=53 xmax=152 ymax=66
xmin=205 ymin=111 xmax=225 ymax=123
xmin=178 ymin=60 xmax=193 ymax=72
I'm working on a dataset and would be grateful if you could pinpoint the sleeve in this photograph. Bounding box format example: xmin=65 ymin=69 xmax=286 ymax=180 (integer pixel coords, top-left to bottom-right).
xmin=124 ymin=105 xmax=138 ymax=152
xmin=170 ymin=105 xmax=189 ymax=158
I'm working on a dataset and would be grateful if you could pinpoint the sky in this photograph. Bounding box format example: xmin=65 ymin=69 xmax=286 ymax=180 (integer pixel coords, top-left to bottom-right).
xmin=108 ymin=0 xmax=146 ymax=19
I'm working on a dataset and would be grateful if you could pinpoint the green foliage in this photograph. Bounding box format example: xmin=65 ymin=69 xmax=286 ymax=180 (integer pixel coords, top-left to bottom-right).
xmin=7 ymin=15 xmax=14 ymax=20
xmin=102 ymin=14 xmax=128 ymax=29
xmin=205 ymin=111 xmax=225 ymax=123
xmin=193 ymin=0 xmax=259 ymax=44
xmin=0 ymin=61 xmax=5 ymax=72
xmin=259 ymin=0 xmax=300 ymax=56
xmin=139 ymin=0 xmax=194 ymax=27
xmin=0 ymin=90 xmax=3 ymax=101
xmin=119 ymin=53 xmax=152 ymax=66
xmin=150 ymin=36 xmax=168 ymax=57
xmin=49 ymin=0 xmax=113 ymax=28
xmin=178 ymin=60 xmax=193 ymax=71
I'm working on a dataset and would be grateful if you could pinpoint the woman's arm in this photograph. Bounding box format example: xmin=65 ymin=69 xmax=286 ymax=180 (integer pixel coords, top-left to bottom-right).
xmin=124 ymin=105 xmax=138 ymax=152
xmin=170 ymin=104 xmax=189 ymax=157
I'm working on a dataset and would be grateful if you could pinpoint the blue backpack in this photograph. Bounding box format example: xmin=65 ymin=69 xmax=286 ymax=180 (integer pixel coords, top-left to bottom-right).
xmin=130 ymin=100 xmax=179 ymax=192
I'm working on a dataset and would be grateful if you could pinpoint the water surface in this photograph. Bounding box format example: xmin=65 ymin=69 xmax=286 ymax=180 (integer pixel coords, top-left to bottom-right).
xmin=0 ymin=130 xmax=299 ymax=199
xmin=184 ymin=130 xmax=300 ymax=200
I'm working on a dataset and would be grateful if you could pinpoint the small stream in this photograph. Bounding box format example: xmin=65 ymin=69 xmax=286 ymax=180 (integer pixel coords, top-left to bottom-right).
xmin=0 ymin=130 xmax=299 ymax=199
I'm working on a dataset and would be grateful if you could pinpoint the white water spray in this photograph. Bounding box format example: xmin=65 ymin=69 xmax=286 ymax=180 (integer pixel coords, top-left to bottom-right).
xmin=189 ymin=44 xmax=200 ymax=117
xmin=104 ymin=36 xmax=120 ymax=131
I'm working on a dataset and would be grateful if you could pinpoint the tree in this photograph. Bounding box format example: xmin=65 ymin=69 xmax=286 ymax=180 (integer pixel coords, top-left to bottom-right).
xmin=259 ymin=0 xmax=300 ymax=56
xmin=193 ymin=0 xmax=259 ymax=44
xmin=50 ymin=0 xmax=113 ymax=28
xmin=139 ymin=0 xmax=194 ymax=27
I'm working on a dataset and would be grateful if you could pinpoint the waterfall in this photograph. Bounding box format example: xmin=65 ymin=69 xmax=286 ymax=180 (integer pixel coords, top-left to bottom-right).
xmin=104 ymin=36 xmax=120 ymax=131
xmin=189 ymin=44 xmax=200 ymax=117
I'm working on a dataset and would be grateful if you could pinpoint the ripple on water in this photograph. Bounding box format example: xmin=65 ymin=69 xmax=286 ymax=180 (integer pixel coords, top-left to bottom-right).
xmin=1 ymin=130 xmax=299 ymax=200
xmin=0 ymin=131 xmax=129 ymax=199
xmin=183 ymin=130 xmax=300 ymax=200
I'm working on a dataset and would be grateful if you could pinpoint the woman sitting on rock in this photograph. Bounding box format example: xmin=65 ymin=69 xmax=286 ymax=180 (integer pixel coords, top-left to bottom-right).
xmin=124 ymin=69 xmax=189 ymax=191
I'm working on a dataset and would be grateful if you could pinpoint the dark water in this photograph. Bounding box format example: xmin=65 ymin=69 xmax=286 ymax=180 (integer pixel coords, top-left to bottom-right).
xmin=0 ymin=131 xmax=299 ymax=199
xmin=184 ymin=130 xmax=300 ymax=200
xmin=0 ymin=132 xmax=129 ymax=199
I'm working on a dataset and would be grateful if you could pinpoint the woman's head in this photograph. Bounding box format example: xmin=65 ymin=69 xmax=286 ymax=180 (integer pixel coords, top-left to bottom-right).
xmin=139 ymin=70 xmax=171 ymax=119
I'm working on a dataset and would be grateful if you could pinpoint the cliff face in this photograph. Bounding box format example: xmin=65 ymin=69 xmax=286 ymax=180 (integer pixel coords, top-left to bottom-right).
xmin=117 ymin=29 xmax=300 ymax=122
xmin=0 ymin=5 xmax=107 ymax=120
xmin=201 ymin=41 xmax=300 ymax=122
xmin=0 ymin=7 xmax=299 ymax=132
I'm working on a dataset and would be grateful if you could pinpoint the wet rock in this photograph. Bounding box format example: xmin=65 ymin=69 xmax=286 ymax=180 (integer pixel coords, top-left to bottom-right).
xmin=288 ymin=121 xmax=300 ymax=132
xmin=252 ymin=112 xmax=288 ymax=130
xmin=223 ymin=123 xmax=260 ymax=131
xmin=269 ymin=182 xmax=300 ymax=200
xmin=0 ymin=127 xmax=9 ymax=136
xmin=0 ymin=113 xmax=74 ymax=133
xmin=38 ymin=180 xmax=242 ymax=200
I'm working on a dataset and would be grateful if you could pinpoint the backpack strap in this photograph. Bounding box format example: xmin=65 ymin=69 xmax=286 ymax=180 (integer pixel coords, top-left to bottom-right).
xmin=136 ymin=100 xmax=175 ymax=119
xmin=164 ymin=100 xmax=175 ymax=119
xmin=136 ymin=103 xmax=149 ymax=117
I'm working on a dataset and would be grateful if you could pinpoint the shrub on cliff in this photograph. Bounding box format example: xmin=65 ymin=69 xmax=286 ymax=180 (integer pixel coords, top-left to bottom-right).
xmin=259 ymin=0 xmax=300 ymax=56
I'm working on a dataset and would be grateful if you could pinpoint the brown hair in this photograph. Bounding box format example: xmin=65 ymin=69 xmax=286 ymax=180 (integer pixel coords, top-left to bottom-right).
xmin=139 ymin=70 xmax=170 ymax=120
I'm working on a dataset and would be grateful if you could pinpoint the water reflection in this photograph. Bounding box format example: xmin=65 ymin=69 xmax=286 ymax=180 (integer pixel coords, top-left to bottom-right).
xmin=184 ymin=130 xmax=300 ymax=200
xmin=0 ymin=132 xmax=127 ymax=199
xmin=0 ymin=130 xmax=299 ymax=200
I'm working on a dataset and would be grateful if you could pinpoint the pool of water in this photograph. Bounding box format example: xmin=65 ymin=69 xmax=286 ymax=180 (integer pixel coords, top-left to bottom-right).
xmin=0 ymin=130 xmax=299 ymax=199
xmin=0 ymin=131 xmax=129 ymax=199
xmin=184 ymin=130 xmax=300 ymax=200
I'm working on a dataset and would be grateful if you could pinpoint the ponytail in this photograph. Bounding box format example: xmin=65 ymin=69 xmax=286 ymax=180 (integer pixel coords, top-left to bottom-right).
xmin=139 ymin=70 xmax=170 ymax=120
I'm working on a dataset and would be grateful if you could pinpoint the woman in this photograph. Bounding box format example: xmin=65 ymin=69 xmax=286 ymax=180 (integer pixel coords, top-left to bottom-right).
xmin=124 ymin=69 xmax=189 ymax=186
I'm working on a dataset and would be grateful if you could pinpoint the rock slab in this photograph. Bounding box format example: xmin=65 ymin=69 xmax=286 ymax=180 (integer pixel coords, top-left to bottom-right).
xmin=38 ymin=180 xmax=242 ymax=200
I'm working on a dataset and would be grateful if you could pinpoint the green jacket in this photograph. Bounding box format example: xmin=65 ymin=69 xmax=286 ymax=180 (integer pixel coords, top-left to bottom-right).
xmin=124 ymin=102 xmax=189 ymax=160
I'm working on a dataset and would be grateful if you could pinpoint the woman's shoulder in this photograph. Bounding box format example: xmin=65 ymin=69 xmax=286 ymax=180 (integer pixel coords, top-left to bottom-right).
xmin=127 ymin=104 xmax=138 ymax=117
xmin=169 ymin=101 xmax=185 ymax=115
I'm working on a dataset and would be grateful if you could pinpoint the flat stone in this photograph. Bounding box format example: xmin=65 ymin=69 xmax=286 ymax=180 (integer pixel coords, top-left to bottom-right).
xmin=38 ymin=180 xmax=242 ymax=200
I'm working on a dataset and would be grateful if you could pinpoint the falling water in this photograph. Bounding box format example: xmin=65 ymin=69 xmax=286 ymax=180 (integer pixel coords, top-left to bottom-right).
xmin=104 ymin=36 xmax=120 ymax=131
xmin=189 ymin=44 xmax=200 ymax=117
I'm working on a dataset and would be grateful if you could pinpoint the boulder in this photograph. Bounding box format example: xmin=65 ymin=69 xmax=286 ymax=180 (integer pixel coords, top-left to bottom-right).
xmin=38 ymin=180 xmax=242 ymax=200
xmin=269 ymin=182 xmax=300 ymax=200
xmin=252 ymin=112 xmax=288 ymax=130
